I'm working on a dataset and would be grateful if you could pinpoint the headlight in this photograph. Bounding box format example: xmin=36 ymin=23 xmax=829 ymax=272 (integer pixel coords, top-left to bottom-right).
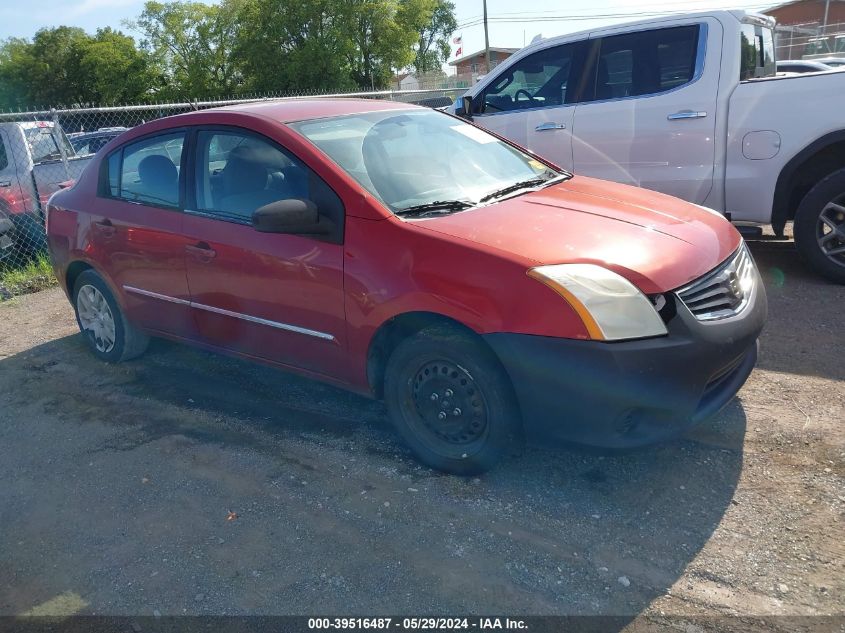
xmin=527 ymin=264 xmax=668 ymax=341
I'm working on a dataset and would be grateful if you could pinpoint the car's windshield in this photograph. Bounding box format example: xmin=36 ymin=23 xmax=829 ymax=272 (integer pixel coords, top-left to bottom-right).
xmin=290 ymin=108 xmax=567 ymax=214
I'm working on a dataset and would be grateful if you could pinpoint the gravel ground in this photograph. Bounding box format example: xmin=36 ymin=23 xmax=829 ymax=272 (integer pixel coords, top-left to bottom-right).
xmin=0 ymin=240 xmax=842 ymax=627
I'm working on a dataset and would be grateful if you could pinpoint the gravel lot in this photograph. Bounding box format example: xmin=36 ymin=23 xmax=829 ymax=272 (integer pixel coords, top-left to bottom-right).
xmin=0 ymin=240 xmax=842 ymax=626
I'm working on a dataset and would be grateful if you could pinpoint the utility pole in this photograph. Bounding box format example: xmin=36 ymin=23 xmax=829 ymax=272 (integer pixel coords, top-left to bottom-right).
xmin=483 ymin=0 xmax=492 ymax=73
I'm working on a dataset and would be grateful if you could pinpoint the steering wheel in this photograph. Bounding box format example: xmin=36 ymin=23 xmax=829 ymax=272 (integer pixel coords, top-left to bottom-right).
xmin=513 ymin=89 xmax=536 ymax=105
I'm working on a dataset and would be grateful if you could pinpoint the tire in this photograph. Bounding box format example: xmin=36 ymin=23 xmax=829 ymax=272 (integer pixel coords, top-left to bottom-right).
xmin=72 ymin=270 xmax=149 ymax=362
xmin=383 ymin=324 xmax=522 ymax=475
xmin=794 ymin=167 xmax=845 ymax=284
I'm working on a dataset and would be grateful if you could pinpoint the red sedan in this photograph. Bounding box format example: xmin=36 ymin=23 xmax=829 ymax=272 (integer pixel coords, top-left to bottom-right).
xmin=46 ymin=99 xmax=766 ymax=474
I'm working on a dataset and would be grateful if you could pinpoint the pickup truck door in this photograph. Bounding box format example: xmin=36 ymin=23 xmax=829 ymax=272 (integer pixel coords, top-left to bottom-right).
xmin=27 ymin=123 xmax=93 ymax=210
xmin=470 ymin=41 xmax=590 ymax=172
xmin=571 ymin=21 xmax=721 ymax=204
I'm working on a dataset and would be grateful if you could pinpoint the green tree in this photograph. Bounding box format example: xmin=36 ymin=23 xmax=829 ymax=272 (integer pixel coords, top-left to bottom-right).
xmin=408 ymin=0 xmax=456 ymax=75
xmin=0 ymin=38 xmax=36 ymax=110
xmin=79 ymin=28 xmax=155 ymax=104
xmin=344 ymin=0 xmax=418 ymax=89
xmin=127 ymin=0 xmax=243 ymax=100
xmin=233 ymin=0 xmax=356 ymax=93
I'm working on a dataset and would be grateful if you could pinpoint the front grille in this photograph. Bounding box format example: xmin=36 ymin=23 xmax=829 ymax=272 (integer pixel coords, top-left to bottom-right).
xmin=676 ymin=244 xmax=755 ymax=321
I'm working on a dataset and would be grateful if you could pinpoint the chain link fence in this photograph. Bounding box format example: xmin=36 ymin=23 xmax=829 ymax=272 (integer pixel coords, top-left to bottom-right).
xmin=0 ymin=86 xmax=465 ymax=297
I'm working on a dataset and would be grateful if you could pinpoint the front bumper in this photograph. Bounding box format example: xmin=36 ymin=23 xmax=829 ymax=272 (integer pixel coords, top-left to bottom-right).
xmin=484 ymin=271 xmax=767 ymax=448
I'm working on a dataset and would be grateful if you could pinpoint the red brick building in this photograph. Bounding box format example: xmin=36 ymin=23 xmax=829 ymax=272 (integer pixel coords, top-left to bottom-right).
xmin=448 ymin=47 xmax=519 ymax=79
xmin=765 ymin=0 xmax=845 ymax=59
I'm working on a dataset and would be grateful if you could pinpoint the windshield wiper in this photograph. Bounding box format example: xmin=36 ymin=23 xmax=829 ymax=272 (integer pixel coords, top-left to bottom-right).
xmin=479 ymin=175 xmax=567 ymax=203
xmin=394 ymin=200 xmax=474 ymax=217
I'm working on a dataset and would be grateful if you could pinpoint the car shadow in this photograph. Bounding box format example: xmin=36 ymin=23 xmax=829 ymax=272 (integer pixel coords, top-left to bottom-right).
xmin=746 ymin=240 xmax=845 ymax=381
xmin=0 ymin=331 xmax=745 ymax=620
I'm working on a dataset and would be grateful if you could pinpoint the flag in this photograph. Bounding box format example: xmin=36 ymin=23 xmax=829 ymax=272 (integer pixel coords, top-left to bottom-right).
xmin=455 ymin=46 xmax=462 ymax=57
xmin=453 ymin=35 xmax=462 ymax=45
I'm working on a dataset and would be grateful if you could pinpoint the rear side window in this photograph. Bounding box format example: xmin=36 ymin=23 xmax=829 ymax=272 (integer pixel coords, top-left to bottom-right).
xmin=740 ymin=24 xmax=776 ymax=80
xmin=0 ymin=136 xmax=7 ymax=171
xmin=193 ymin=129 xmax=343 ymax=226
xmin=586 ymin=25 xmax=700 ymax=101
xmin=479 ymin=42 xmax=582 ymax=113
xmin=112 ymin=133 xmax=185 ymax=208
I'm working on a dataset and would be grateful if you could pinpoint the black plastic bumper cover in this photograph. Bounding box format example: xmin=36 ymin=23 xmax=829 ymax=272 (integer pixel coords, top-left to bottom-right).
xmin=485 ymin=277 xmax=767 ymax=448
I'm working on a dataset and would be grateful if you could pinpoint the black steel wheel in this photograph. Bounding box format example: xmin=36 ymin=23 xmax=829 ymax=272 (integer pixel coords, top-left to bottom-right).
xmin=384 ymin=324 xmax=521 ymax=475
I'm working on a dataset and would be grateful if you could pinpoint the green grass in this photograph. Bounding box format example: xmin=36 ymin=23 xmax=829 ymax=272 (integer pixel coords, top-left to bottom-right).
xmin=0 ymin=252 xmax=57 ymax=299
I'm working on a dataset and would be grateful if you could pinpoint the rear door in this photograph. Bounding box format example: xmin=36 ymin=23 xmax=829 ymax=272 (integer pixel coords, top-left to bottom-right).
xmin=90 ymin=131 xmax=195 ymax=337
xmin=182 ymin=127 xmax=346 ymax=378
xmin=470 ymin=41 xmax=590 ymax=171
xmin=571 ymin=21 xmax=720 ymax=204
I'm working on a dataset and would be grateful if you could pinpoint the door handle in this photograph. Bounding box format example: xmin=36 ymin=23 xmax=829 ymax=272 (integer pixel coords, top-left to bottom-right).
xmin=535 ymin=122 xmax=567 ymax=131
xmin=0 ymin=181 xmax=11 ymax=188
xmin=185 ymin=242 xmax=217 ymax=262
xmin=667 ymin=110 xmax=707 ymax=120
xmin=93 ymin=219 xmax=116 ymax=238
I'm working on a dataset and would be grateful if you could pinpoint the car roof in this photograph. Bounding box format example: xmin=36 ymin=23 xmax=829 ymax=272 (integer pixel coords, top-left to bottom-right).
xmin=210 ymin=98 xmax=420 ymax=123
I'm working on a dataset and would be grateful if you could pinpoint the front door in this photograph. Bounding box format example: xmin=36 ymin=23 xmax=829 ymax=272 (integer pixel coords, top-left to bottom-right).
xmin=571 ymin=22 xmax=720 ymax=204
xmin=471 ymin=41 xmax=588 ymax=172
xmin=182 ymin=128 xmax=346 ymax=378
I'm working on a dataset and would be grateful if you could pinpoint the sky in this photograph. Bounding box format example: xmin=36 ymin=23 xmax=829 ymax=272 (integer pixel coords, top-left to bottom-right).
xmin=0 ymin=0 xmax=777 ymax=54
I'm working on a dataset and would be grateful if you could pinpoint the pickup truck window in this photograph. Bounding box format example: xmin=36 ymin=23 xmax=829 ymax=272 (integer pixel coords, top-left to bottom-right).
xmin=478 ymin=42 xmax=580 ymax=113
xmin=740 ymin=24 xmax=776 ymax=80
xmin=25 ymin=127 xmax=62 ymax=163
xmin=584 ymin=25 xmax=699 ymax=101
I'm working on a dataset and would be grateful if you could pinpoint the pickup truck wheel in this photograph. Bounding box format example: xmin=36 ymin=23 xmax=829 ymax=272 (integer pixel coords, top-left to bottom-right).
xmin=794 ymin=168 xmax=845 ymax=283
xmin=383 ymin=325 xmax=521 ymax=475
xmin=72 ymin=270 xmax=149 ymax=362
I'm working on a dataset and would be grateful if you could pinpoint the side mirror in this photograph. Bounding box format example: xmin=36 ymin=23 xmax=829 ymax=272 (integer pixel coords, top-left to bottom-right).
xmin=251 ymin=198 xmax=333 ymax=235
xmin=460 ymin=95 xmax=474 ymax=120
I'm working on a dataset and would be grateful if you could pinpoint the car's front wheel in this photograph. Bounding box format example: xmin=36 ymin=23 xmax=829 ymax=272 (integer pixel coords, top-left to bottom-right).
xmin=73 ymin=270 xmax=149 ymax=362
xmin=384 ymin=324 xmax=522 ymax=475
xmin=794 ymin=168 xmax=845 ymax=283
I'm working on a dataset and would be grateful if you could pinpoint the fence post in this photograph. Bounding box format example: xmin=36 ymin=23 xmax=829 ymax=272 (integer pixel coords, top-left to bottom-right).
xmin=51 ymin=108 xmax=71 ymax=181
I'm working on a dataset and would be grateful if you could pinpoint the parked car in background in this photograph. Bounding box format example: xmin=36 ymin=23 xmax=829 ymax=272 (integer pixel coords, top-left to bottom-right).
xmin=46 ymin=100 xmax=765 ymax=474
xmin=776 ymin=60 xmax=833 ymax=73
xmin=68 ymin=127 xmax=130 ymax=156
xmin=451 ymin=11 xmax=845 ymax=283
xmin=0 ymin=121 xmax=92 ymax=261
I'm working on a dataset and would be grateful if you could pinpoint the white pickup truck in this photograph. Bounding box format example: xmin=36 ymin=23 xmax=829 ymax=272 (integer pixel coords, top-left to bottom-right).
xmin=0 ymin=121 xmax=92 ymax=261
xmin=452 ymin=11 xmax=845 ymax=282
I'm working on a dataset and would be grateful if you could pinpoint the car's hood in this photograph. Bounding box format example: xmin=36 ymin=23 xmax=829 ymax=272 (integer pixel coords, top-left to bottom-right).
xmin=410 ymin=176 xmax=742 ymax=294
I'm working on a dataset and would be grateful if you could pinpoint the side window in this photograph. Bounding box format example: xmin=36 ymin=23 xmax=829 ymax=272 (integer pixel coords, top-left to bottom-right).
xmin=118 ymin=133 xmax=184 ymax=207
xmin=588 ymin=25 xmax=700 ymax=101
xmin=194 ymin=130 xmax=343 ymax=226
xmin=740 ymin=24 xmax=776 ymax=80
xmin=0 ymin=136 xmax=7 ymax=171
xmin=479 ymin=43 xmax=579 ymax=113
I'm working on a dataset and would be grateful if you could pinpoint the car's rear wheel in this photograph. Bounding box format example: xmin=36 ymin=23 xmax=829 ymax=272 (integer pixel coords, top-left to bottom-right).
xmin=384 ymin=324 xmax=521 ymax=475
xmin=73 ymin=270 xmax=149 ymax=362
xmin=794 ymin=168 xmax=845 ymax=283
